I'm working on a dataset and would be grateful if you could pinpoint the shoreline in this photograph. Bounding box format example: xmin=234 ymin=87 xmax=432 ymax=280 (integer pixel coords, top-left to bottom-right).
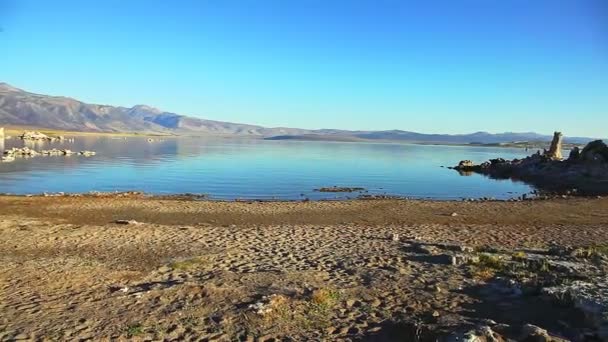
xmin=1 ymin=193 xmax=606 ymax=231
xmin=0 ymin=190 xmax=596 ymax=203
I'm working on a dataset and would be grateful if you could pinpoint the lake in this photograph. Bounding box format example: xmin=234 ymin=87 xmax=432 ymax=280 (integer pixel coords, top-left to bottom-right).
xmin=0 ymin=136 xmax=535 ymax=200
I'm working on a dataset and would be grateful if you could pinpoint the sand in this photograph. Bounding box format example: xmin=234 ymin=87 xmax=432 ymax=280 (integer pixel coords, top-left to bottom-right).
xmin=0 ymin=196 xmax=607 ymax=341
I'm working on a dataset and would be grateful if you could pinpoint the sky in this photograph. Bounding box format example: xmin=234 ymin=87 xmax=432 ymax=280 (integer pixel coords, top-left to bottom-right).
xmin=1 ymin=0 xmax=607 ymax=137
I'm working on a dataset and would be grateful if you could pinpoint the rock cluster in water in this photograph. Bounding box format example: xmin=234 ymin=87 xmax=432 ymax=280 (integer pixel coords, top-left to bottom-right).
xmin=451 ymin=133 xmax=608 ymax=195
xmin=18 ymin=131 xmax=74 ymax=142
xmin=315 ymin=186 xmax=366 ymax=193
xmin=1 ymin=147 xmax=96 ymax=162
xmin=1 ymin=130 xmax=94 ymax=162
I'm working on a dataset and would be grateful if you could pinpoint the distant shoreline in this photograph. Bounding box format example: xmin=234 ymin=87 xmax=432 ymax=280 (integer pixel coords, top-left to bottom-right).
xmin=1 ymin=126 xmax=585 ymax=150
xmin=264 ymin=134 xmax=583 ymax=150
xmin=2 ymin=126 xmax=174 ymax=138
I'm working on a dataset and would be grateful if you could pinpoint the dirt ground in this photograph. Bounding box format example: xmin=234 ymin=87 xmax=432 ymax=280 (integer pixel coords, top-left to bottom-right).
xmin=1 ymin=195 xmax=607 ymax=341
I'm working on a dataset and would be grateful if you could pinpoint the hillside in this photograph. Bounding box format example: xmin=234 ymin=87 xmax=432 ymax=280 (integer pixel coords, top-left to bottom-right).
xmin=0 ymin=83 xmax=308 ymax=136
xmin=0 ymin=82 xmax=595 ymax=144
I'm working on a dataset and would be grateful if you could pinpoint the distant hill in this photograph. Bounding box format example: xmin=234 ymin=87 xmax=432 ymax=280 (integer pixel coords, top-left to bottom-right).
xmin=0 ymin=82 xmax=308 ymax=136
xmin=266 ymin=131 xmax=593 ymax=145
xmin=0 ymin=82 xmax=596 ymax=144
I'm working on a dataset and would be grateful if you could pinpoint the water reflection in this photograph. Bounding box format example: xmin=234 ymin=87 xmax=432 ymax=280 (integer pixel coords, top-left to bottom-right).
xmin=0 ymin=137 xmax=535 ymax=200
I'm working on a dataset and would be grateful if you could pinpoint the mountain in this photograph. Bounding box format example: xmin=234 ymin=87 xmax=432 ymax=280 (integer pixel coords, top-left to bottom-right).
xmin=0 ymin=82 xmax=595 ymax=144
xmin=0 ymin=83 xmax=309 ymax=136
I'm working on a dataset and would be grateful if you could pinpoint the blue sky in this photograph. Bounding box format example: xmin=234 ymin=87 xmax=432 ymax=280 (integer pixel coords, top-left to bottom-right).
xmin=1 ymin=0 xmax=607 ymax=137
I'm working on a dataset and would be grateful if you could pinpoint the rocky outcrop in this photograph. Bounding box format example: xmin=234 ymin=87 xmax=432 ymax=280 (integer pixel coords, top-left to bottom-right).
xmin=546 ymin=131 xmax=564 ymax=160
xmin=579 ymin=140 xmax=608 ymax=163
xmin=451 ymin=137 xmax=608 ymax=195
xmin=543 ymin=281 xmax=608 ymax=340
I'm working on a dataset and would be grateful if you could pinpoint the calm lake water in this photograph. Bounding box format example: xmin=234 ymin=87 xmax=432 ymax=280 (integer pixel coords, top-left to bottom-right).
xmin=0 ymin=136 xmax=535 ymax=200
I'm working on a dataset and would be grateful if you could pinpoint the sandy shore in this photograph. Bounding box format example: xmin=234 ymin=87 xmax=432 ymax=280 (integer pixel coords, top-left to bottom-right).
xmin=1 ymin=196 xmax=607 ymax=341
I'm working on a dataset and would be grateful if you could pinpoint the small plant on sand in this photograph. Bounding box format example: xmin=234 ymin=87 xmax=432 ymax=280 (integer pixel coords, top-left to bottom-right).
xmin=250 ymin=288 xmax=342 ymax=336
xmin=126 ymin=323 xmax=143 ymax=337
xmin=468 ymin=253 xmax=504 ymax=281
xmin=310 ymin=289 xmax=341 ymax=311
xmin=471 ymin=267 xmax=496 ymax=281
xmin=477 ymin=254 xmax=504 ymax=270
xmin=179 ymin=314 xmax=199 ymax=327
xmin=170 ymin=257 xmax=204 ymax=270
xmin=512 ymin=251 xmax=527 ymax=261
xmin=574 ymin=244 xmax=608 ymax=258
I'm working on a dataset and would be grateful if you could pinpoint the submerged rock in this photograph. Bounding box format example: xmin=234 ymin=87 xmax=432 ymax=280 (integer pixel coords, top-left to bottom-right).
xmin=315 ymin=186 xmax=366 ymax=192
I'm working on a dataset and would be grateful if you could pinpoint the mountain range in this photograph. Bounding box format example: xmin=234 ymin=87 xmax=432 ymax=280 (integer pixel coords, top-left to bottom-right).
xmin=0 ymin=82 xmax=594 ymax=144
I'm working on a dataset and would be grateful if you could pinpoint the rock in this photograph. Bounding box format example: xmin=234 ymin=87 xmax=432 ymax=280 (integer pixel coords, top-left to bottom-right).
xmin=568 ymin=147 xmax=581 ymax=161
xmin=4 ymin=147 xmax=39 ymax=157
xmin=20 ymin=131 xmax=50 ymax=140
xmin=452 ymin=160 xmax=479 ymax=172
xmin=545 ymin=131 xmax=564 ymax=160
xmin=3 ymin=147 xmax=92 ymax=161
xmin=459 ymin=160 xmax=475 ymax=168
xmin=315 ymin=186 xmax=366 ymax=193
xmin=79 ymin=151 xmax=96 ymax=156
xmin=114 ymin=219 xmax=141 ymax=225
xmin=580 ymin=140 xmax=608 ymax=163
xmin=450 ymin=254 xmax=479 ymax=266
xmin=447 ymin=326 xmax=504 ymax=342
xmin=392 ymin=233 xmax=400 ymax=241
xmin=434 ymin=242 xmax=474 ymax=253
xmin=543 ymin=280 xmax=608 ymax=340
xmin=1 ymin=155 xmax=15 ymax=162
xmin=518 ymin=324 xmax=570 ymax=342
xmin=450 ymin=212 xmax=459 ymax=217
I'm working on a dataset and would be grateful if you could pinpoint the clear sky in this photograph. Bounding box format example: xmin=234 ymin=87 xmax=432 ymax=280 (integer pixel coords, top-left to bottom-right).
xmin=1 ymin=0 xmax=607 ymax=137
